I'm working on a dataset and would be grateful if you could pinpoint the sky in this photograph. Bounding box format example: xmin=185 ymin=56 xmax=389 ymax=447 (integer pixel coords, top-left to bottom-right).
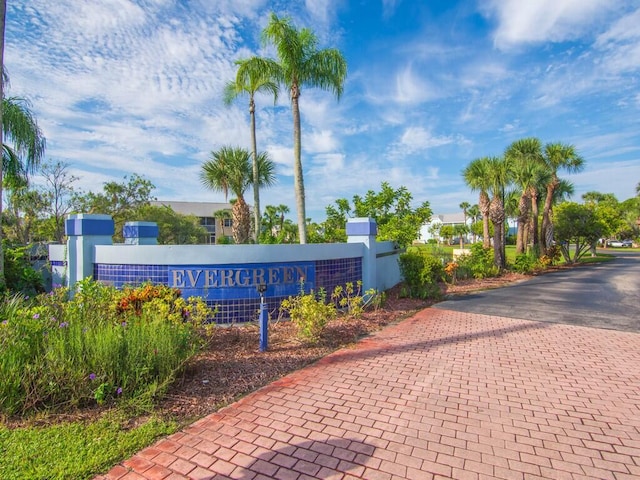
xmin=5 ymin=0 xmax=640 ymax=222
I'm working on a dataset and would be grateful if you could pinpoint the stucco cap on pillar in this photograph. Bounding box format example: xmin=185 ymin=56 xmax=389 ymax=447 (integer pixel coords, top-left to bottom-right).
xmin=65 ymin=214 xmax=114 ymax=236
xmin=346 ymin=217 xmax=377 ymax=236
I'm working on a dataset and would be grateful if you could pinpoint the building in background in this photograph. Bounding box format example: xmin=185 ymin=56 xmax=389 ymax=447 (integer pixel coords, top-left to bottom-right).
xmin=151 ymin=201 xmax=235 ymax=244
xmin=419 ymin=213 xmax=471 ymax=244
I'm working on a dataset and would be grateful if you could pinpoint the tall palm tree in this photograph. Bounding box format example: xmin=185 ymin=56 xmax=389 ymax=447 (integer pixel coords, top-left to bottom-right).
xmin=200 ymin=146 xmax=275 ymax=244
xmin=485 ymin=156 xmax=512 ymax=270
xmin=0 ymin=93 xmax=46 ymax=287
xmin=505 ymin=138 xmax=545 ymax=255
xmin=262 ymin=13 xmax=347 ymax=244
xmin=540 ymin=142 xmax=584 ymax=253
xmin=463 ymin=158 xmax=492 ymax=248
xmin=467 ymin=204 xmax=480 ymax=243
xmin=223 ymin=57 xmax=279 ymax=244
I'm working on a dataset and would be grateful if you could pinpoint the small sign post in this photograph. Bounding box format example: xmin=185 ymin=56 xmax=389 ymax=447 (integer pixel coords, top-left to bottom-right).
xmin=257 ymin=283 xmax=268 ymax=352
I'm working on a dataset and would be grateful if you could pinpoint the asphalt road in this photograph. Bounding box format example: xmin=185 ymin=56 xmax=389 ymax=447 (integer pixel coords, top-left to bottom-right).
xmin=434 ymin=250 xmax=640 ymax=333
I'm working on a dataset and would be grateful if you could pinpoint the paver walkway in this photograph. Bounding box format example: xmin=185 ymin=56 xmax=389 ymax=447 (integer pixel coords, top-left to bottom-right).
xmin=97 ymin=309 xmax=640 ymax=480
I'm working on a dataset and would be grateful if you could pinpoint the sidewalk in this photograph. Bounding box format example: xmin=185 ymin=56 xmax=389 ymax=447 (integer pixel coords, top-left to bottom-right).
xmin=97 ymin=308 xmax=640 ymax=479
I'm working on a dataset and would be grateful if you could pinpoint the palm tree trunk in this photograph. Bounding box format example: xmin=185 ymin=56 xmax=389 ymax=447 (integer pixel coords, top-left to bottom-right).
xmin=291 ymin=86 xmax=307 ymax=244
xmin=530 ymin=189 xmax=540 ymax=256
xmin=541 ymin=181 xmax=556 ymax=254
xmin=489 ymin=196 xmax=506 ymax=270
xmin=0 ymin=0 xmax=6 ymax=289
xmin=232 ymin=196 xmax=251 ymax=244
xmin=250 ymin=99 xmax=260 ymax=244
xmin=515 ymin=193 xmax=530 ymax=254
xmin=479 ymin=191 xmax=490 ymax=248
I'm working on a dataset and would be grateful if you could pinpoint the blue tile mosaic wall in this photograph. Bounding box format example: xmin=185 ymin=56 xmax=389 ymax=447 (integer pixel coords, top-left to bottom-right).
xmin=94 ymin=257 xmax=362 ymax=324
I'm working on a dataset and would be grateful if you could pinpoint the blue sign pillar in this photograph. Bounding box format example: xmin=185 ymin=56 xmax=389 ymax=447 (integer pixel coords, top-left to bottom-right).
xmin=65 ymin=214 xmax=114 ymax=291
xmin=346 ymin=217 xmax=377 ymax=293
xmin=123 ymin=221 xmax=159 ymax=245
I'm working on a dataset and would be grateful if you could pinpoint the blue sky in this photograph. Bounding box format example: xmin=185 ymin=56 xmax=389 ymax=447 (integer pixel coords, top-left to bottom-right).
xmin=6 ymin=0 xmax=640 ymax=221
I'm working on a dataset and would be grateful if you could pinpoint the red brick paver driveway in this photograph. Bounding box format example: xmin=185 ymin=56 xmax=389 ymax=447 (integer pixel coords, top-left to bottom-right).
xmin=97 ymin=309 xmax=640 ymax=480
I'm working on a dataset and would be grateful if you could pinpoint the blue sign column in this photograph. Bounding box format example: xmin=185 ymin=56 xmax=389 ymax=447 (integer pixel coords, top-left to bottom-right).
xmin=65 ymin=214 xmax=114 ymax=292
xmin=346 ymin=217 xmax=378 ymax=293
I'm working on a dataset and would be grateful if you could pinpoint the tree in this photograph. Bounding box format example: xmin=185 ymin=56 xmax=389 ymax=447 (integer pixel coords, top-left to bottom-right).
xmin=541 ymin=142 xmax=584 ymax=254
xmin=262 ymin=13 xmax=347 ymax=244
xmin=485 ymin=156 xmax=512 ymax=270
xmin=39 ymin=160 xmax=78 ymax=243
xmin=582 ymin=191 xmax=624 ymax=243
xmin=72 ymin=174 xmax=155 ymax=242
xmin=505 ymin=138 xmax=545 ymax=255
xmin=459 ymin=201 xmax=470 ymax=240
xmin=467 ymin=204 xmax=480 ymax=242
xmin=200 ymin=146 xmax=275 ymax=244
xmin=351 ymin=182 xmax=432 ymax=248
xmin=136 ymin=204 xmax=208 ymax=245
xmin=463 ymin=158 xmax=492 ymax=248
xmin=224 ymin=56 xmax=279 ymax=244
xmin=3 ymin=186 xmax=48 ymax=244
xmin=320 ymin=198 xmax=352 ymax=243
xmin=553 ymin=202 xmax=604 ymax=263
xmin=0 ymin=92 xmax=47 ymax=287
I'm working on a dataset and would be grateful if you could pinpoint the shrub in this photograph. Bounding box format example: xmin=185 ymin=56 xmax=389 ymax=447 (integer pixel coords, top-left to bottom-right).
xmin=398 ymin=251 xmax=444 ymax=299
xmin=513 ymin=253 xmax=535 ymax=274
xmin=331 ymin=281 xmax=364 ymax=318
xmin=2 ymin=242 xmax=45 ymax=296
xmin=0 ymin=279 xmax=214 ymax=417
xmin=280 ymin=286 xmax=336 ymax=343
xmin=457 ymin=243 xmax=498 ymax=279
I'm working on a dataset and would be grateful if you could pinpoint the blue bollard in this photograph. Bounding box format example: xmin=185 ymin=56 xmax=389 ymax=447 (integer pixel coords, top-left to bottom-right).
xmin=259 ymin=296 xmax=268 ymax=352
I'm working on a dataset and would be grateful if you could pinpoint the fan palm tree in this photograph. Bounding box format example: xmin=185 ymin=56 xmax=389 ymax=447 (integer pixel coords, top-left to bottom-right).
xmin=262 ymin=13 xmax=347 ymax=244
xmin=505 ymin=138 xmax=545 ymax=254
xmin=463 ymin=157 xmax=492 ymax=248
xmin=540 ymin=142 xmax=584 ymax=253
xmin=0 ymin=94 xmax=46 ymax=287
xmin=467 ymin=204 xmax=480 ymax=243
xmin=485 ymin=156 xmax=512 ymax=270
xmin=223 ymin=57 xmax=279 ymax=244
xmin=200 ymin=146 xmax=275 ymax=244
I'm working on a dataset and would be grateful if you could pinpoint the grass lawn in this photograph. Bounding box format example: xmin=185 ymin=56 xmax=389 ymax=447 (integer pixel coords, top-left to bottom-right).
xmin=0 ymin=413 xmax=178 ymax=480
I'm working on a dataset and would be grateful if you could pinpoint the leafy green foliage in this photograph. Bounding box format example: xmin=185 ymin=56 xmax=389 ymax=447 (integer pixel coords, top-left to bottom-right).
xmin=553 ymin=202 xmax=604 ymax=263
xmin=71 ymin=174 xmax=155 ymax=242
xmin=0 ymin=279 xmax=214 ymax=417
xmin=319 ymin=182 xmax=432 ymax=247
xmin=398 ymin=250 xmax=444 ymax=299
xmin=2 ymin=242 xmax=45 ymax=296
xmin=280 ymin=285 xmax=336 ymax=343
xmin=456 ymin=243 xmax=499 ymax=279
xmin=331 ymin=281 xmax=364 ymax=318
xmin=513 ymin=253 xmax=536 ymax=274
xmin=136 ymin=204 xmax=208 ymax=244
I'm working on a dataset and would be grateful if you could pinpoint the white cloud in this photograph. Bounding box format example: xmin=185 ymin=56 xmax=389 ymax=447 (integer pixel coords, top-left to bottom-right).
xmin=400 ymin=127 xmax=454 ymax=151
xmin=393 ymin=64 xmax=440 ymax=104
xmin=483 ymin=0 xmax=615 ymax=49
xmin=306 ymin=130 xmax=339 ymax=154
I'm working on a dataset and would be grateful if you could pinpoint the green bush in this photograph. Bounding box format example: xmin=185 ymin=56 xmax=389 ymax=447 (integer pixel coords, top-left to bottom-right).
xmin=2 ymin=243 xmax=45 ymax=296
xmin=0 ymin=279 xmax=214 ymax=417
xmin=457 ymin=243 xmax=498 ymax=279
xmin=398 ymin=251 xmax=444 ymax=299
xmin=280 ymin=286 xmax=336 ymax=343
xmin=331 ymin=281 xmax=364 ymax=318
xmin=513 ymin=253 xmax=535 ymax=274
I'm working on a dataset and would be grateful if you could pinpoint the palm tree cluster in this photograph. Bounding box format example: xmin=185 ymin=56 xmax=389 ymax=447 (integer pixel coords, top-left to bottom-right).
xmin=463 ymin=137 xmax=584 ymax=270
xmin=204 ymin=13 xmax=347 ymax=244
